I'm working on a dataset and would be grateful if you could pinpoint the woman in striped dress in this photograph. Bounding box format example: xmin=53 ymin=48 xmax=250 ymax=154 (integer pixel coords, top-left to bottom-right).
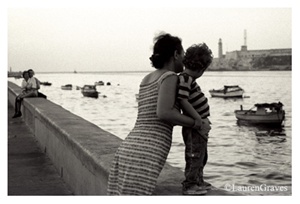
xmin=107 ymin=33 xmax=203 ymax=195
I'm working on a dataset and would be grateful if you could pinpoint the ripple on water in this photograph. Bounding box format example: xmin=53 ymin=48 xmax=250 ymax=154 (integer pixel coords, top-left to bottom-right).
xmin=208 ymin=161 xmax=235 ymax=167
xmin=235 ymin=161 xmax=258 ymax=168
xmin=221 ymin=112 xmax=234 ymax=116
xmin=264 ymin=172 xmax=291 ymax=180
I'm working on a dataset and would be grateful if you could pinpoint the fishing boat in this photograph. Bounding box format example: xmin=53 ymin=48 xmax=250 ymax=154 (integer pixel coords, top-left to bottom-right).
xmin=94 ymin=81 xmax=104 ymax=86
xmin=81 ymin=85 xmax=99 ymax=98
xmin=40 ymin=81 xmax=52 ymax=86
xmin=234 ymin=102 xmax=285 ymax=125
xmin=61 ymin=84 xmax=72 ymax=90
xmin=209 ymin=85 xmax=244 ymax=98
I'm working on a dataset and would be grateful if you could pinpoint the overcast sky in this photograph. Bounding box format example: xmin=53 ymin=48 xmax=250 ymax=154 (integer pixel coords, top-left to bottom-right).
xmin=1 ymin=1 xmax=299 ymax=201
xmin=5 ymin=1 xmax=294 ymax=73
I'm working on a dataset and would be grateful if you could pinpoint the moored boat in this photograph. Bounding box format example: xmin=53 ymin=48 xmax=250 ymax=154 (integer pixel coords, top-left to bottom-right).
xmin=234 ymin=102 xmax=285 ymax=126
xmin=40 ymin=81 xmax=52 ymax=86
xmin=81 ymin=85 xmax=99 ymax=98
xmin=94 ymin=81 xmax=104 ymax=86
xmin=61 ymin=84 xmax=72 ymax=90
xmin=209 ymin=85 xmax=244 ymax=98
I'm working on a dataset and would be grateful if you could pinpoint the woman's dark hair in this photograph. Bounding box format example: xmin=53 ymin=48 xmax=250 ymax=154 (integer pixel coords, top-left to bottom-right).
xmin=183 ymin=43 xmax=213 ymax=71
xmin=22 ymin=71 xmax=28 ymax=78
xmin=149 ymin=33 xmax=183 ymax=69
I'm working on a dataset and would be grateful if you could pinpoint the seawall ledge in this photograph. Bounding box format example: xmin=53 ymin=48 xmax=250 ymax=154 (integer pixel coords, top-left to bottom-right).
xmin=7 ymin=81 xmax=236 ymax=195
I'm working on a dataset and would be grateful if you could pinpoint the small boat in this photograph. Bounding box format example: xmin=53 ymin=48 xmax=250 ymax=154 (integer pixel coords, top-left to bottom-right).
xmin=81 ymin=85 xmax=99 ymax=98
xmin=76 ymin=86 xmax=81 ymax=90
xmin=40 ymin=81 xmax=52 ymax=86
xmin=209 ymin=85 xmax=244 ymax=98
xmin=94 ymin=81 xmax=104 ymax=86
xmin=234 ymin=102 xmax=285 ymax=125
xmin=61 ymin=84 xmax=72 ymax=90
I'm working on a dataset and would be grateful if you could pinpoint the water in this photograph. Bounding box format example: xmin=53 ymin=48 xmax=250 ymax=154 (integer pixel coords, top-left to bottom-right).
xmin=8 ymin=71 xmax=292 ymax=195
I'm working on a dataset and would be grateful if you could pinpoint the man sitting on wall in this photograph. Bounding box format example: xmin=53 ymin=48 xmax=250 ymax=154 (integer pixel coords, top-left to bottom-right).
xmin=12 ymin=69 xmax=39 ymax=118
xmin=28 ymin=69 xmax=47 ymax=98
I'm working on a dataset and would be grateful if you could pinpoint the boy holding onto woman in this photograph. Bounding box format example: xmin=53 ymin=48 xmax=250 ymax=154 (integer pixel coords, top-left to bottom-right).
xmin=178 ymin=43 xmax=213 ymax=195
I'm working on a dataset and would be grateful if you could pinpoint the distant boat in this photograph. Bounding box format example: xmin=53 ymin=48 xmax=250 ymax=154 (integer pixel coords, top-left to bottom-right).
xmin=209 ymin=85 xmax=244 ymax=98
xmin=81 ymin=85 xmax=99 ymax=98
xmin=74 ymin=70 xmax=77 ymax=74
xmin=61 ymin=84 xmax=72 ymax=90
xmin=234 ymin=102 xmax=285 ymax=126
xmin=94 ymin=81 xmax=104 ymax=86
xmin=40 ymin=81 xmax=52 ymax=86
xmin=76 ymin=86 xmax=81 ymax=90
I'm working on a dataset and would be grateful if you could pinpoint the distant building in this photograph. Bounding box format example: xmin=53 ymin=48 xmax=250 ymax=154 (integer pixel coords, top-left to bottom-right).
xmin=208 ymin=30 xmax=292 ymax=71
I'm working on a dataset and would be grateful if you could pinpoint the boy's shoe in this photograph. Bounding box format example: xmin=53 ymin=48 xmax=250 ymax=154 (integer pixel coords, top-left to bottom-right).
xmin=183 ymin=185 xmax=207 ymax=195
xmin=198 ymin=180 xmax=212 ymax=190
xmin=202 ymin=181 xmax=212 ymax=190
xmin=12 ymin=112 xmax=22 ymax=118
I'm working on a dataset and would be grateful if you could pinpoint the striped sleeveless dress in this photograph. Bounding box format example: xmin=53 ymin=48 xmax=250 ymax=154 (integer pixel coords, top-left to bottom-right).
xmin=107 ymin=71 xmax=176 ymax=195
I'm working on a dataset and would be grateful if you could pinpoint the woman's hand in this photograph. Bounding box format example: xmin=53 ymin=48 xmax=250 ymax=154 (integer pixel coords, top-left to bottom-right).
xmin=192 ymin=118 xmax=203 ymax=129
xmin=198 ymin=119 xmax=211 ymax=135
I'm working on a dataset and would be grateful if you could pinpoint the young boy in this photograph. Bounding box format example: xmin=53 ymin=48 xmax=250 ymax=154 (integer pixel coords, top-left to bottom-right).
xmin=177 ymin=43 xmax=213 ymax=195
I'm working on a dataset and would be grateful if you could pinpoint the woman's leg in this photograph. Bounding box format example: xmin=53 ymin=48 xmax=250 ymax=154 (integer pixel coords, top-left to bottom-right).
xmin=14 ymin=97 xmax=18 ymax=114
xmin=14 ymin=94 xmax=23 ymax=114
xmin=13 ymin=97 xmax=23 ymax=118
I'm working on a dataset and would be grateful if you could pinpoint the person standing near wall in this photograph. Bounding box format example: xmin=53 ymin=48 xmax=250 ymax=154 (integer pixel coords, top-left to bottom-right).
xmin=107 ymin=33 xmax=205 ymax=195
xmin=177 ymin=43 xmax=213 ymax=195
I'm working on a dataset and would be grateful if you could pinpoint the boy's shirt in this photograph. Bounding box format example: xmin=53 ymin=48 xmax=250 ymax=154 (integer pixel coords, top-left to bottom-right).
xmin=177 ymin=72 xmax=210 ymax=119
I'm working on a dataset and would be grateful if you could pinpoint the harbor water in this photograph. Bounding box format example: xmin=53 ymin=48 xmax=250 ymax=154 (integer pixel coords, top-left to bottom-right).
xmin=8 ymin=71 xmax=292 ymax=195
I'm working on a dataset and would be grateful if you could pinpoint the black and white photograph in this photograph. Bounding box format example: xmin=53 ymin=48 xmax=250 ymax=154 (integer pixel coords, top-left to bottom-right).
xmin=3 ymin=0 xmax=298 ymax=201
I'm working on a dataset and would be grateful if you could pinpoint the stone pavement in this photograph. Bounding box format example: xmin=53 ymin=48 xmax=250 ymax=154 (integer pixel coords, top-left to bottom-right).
xmin=7 ymin=103 xmax=73 ymax=195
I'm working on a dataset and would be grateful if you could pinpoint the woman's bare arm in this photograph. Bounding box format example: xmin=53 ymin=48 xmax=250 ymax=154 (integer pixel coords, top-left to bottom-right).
xmin=156 ymin=75 xmax=196 ymax=128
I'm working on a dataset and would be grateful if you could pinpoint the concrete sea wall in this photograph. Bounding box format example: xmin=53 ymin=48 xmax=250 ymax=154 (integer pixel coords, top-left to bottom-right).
xmin=8 ymin=81 xmax=235 ymax=195
xmin=7 ymin=81 xmax=190 ymax=195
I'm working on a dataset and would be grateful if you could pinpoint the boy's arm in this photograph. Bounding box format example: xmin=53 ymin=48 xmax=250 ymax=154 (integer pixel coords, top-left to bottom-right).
xmin=179 ymin=99 xmax=203 ymax=122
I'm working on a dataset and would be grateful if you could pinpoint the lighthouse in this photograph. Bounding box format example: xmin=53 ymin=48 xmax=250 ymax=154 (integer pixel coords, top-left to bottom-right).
xmin=241 ymin=29 xmax=247 ymax=51
xmin=218 ymin=38 xmax=223 ymax=59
